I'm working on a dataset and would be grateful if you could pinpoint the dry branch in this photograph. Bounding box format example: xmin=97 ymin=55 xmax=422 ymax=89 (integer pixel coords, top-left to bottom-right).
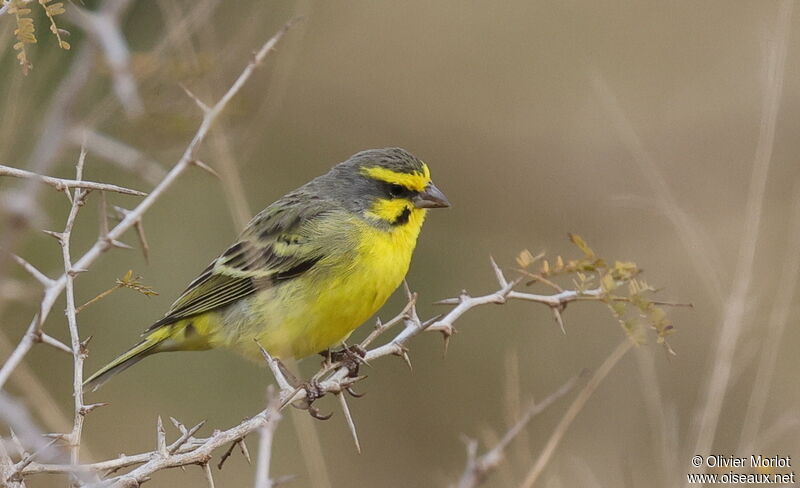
xmin=55 ymin=147 xmax=90 ymax=486
xmin=5 ymin=253 xmax=54 ymax=288
xmin=0 ymin=17 xmax=300 ymax=488
xmin=0 ymin=2 xmax=103 ymax=282
xmin=455 ymin=374 xmax=579 ymax=488
xmin=14 ymin=255 xmax=658 ymax=485
xmin=95 ymin=411 xmax=278 ymax=487
xmin=0 ymin=9 xmax=685 ymax=487
xmin=0 ymin=18 xmax=298 ymax=392
xmin=520 ymin=339 xmax=633 ymax=488
xmin=0 ymin=163 xmax=147 ymax=196
xmin=65 ymin=0 xmax=142 ymax=117
xmin=254 ymin=389 xmax=282 ymax=488
xmin=0 ymin=392 xmax=96 ymax=486
xmin=70 ymin=128 xmax=166 ymax=186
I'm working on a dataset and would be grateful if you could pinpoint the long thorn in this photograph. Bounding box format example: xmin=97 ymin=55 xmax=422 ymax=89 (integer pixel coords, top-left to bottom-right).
xmin=338 ymin=393 xmax=361 ymax=454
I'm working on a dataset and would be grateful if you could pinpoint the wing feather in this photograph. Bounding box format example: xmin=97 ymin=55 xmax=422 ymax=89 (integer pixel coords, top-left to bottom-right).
xmin=145 ymin=197 xmax=333 ymax=333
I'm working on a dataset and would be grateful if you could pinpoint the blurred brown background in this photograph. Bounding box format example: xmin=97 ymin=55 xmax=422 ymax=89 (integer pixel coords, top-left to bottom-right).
xmin=1 ymin=0 xmax=799 ymax=486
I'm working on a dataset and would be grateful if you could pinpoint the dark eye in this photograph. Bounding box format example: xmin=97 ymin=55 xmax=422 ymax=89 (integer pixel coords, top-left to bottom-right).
xmin=388 ymin=184 xmax=407 ymax=198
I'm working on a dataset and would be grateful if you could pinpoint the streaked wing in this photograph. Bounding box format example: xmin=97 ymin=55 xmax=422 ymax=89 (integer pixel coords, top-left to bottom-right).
xmin=145 ymin=197 xmax=331 ymax=332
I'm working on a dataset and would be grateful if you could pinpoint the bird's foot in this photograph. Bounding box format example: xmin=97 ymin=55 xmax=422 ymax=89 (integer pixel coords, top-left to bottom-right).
xmin=290 ymin=378 xmax=333 ymax=420
xmin=320 ymin=344 xmax=367 ymax=378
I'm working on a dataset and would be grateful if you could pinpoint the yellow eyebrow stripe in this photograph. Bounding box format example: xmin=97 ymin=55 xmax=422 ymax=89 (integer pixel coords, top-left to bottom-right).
xmin=362 ymin=164 xmax=431 ymax=192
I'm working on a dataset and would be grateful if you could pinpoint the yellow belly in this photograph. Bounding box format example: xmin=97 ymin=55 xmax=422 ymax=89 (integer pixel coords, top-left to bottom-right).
xmin=220 ymin=209 xmax=427 ymax=359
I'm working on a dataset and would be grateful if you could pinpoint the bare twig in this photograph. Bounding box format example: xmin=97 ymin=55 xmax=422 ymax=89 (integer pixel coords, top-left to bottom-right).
xmin=14 ymin=249 xmax=673 ymax=485
xmin=202 ymin=461 xmax=215 ymax=488
xmin=0 ymin=440 xmax=23 ymax=488
xmin=273 ymin=261 xmax=624 ymax=413
xmin=9 ymin=438 xmax=59 ymax=478
xmin=254 ymin=388 xmax=282 ymax=488
xmin=256 ymin=344 xmax=295 ymax=393
xmin=94 ymin=411 xmax=279 ymax=487
xmin=75 ymin=285 xmax=117 ymax=315
xmin=111 ymin=206 xmax=151 ymax=263
xmin=216 ymin=439 xmax=244 ymax=470
xmin=0 ymin=331 xmax=92 ymax=463
xmin=0 ymin=25 xmax=97 ymax=283
xmin=59 ymin=148 xmax=90 ymax=484
xmin=5 ymin=252 xmax=54 ymax=288
xmin=21 ymin=419 xmax=206 ymax=477
xmin=519 ymin=339 xmax=634 ymax=488
xmin=0 ymin=0 xmax=221 ymax=290
xmin=0 ymin=19 xmax=298 ymax=392
xmin=0 ymin=392 xmax=95 ymax=485
xmin=66 ymin=0 xmax=143 ymax=117
xmin=0 ymin=18 xmax=298 ymax=488
xmin=455 ymin=375 xmax=579 ymax=488
xmin=0 ymin=164 xmax=147 ymax=196
xmin=156 ymin=417 xmax=168 ymax=458
xmin=37 ymin=333 xmax=72 ymax=355
xmin=77 ymin=0 xmax=223 ymax=130
xmin=180 ymin=84 xmax=211 ymax=113
xmin=70 ymin=128 xmax=166 ymax=185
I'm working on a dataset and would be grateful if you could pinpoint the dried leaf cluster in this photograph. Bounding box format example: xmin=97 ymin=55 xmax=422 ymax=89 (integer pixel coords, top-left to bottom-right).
xmin=517 ymin=233 xmax=678 ymax=352
xmin=5 ymin=0 xmax=70 ymax=75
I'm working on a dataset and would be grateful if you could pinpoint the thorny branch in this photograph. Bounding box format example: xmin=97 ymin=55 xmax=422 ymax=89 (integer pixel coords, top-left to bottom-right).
xmin=0 ymin=0 xmax=132 ymax=284
xmin=0 ymin=392 xmax=96 ymax=486
xmin=0 ymin=11 xmax=682 ymax=488
xmin=13 ymin=254 xmax=664 ymax=486
xmin=0 ymin=17 xmax=300 ymax=487
xmin=0 ymin=163 xmax=148 ymax=196
xmin=58 ymin=147 xmax=90 ymax=484
xmin=0 ymin=18 xmax=299 ymax=392
xmin=455 ymin=374 xmax=580 ymax=488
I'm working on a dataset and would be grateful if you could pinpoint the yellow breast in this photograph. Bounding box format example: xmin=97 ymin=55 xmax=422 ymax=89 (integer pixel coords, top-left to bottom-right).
xmin=246 ymin=208 xmax=427 ymax=359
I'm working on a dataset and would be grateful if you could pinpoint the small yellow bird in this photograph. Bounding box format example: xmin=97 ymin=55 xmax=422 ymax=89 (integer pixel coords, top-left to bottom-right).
xmin=85 ymin=148 xmax=449 ymax=391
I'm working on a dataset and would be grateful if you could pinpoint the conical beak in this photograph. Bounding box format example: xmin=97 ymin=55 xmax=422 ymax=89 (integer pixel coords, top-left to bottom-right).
xmin=412 ymin=182 xmax=450 ymax=209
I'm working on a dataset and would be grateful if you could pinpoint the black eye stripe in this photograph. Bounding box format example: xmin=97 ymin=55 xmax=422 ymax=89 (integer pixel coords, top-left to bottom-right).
xmin=387 ymin=182 xmax=412 ymax=198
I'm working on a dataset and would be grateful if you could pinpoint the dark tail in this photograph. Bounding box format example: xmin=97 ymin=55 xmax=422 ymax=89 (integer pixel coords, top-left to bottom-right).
xmin=83 ymin=331 xmax=168 ymax=392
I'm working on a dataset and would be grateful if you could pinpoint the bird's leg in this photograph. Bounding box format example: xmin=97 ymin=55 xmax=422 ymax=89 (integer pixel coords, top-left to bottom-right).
xmin=283 ymin=344 xmax=369 ymax=421
xmin=319 ymin=348 xmax=334 ymax=369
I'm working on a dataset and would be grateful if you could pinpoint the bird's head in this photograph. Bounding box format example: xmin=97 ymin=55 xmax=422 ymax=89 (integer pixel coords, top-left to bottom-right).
xmin=330 ymin=148 xmax=450 ymax=227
